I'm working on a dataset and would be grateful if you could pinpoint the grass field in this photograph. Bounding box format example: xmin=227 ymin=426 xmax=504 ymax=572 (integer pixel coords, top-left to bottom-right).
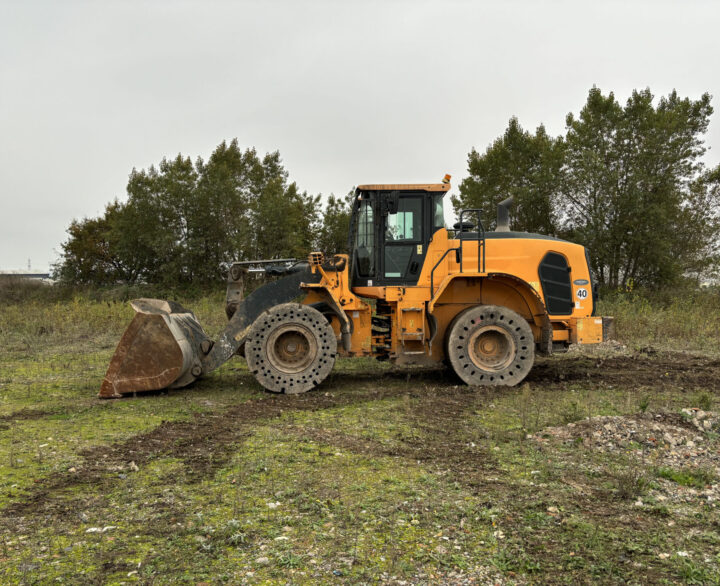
xmin=0 ymin=286 xmax=719 ymax=584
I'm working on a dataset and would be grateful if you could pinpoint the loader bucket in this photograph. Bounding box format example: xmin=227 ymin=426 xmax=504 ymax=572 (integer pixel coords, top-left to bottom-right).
xmin=99 ymin=299 xmax=210 ymax=398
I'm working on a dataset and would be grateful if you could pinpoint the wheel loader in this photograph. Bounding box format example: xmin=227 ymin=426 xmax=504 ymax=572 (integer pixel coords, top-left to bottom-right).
xmin=99 ymin=177 xmax=613 ymax=398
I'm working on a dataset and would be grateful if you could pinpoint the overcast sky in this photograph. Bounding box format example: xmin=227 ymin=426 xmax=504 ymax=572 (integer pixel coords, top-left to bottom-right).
xmin=1 ymin=0 xmax=719 ymax=272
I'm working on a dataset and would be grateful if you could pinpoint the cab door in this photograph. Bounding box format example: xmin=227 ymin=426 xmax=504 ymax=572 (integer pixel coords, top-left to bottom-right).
xmin=381 ymin=195 xmax=426 ymax=286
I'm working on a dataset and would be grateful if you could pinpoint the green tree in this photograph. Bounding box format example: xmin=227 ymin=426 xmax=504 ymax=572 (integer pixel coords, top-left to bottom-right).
xmin=121 ymin=154 xmax=200 ymax=284
xmin=194 ymin=141 xmax=263 ymax=279
xmin=317 ymin=192 xmax=352 ymax=255
xmin=56 ymin=140 xmax=329 ymax=287
xmin=248 ymin=151 xmax=321 ymax=260
xmin=54 ymin=201 xmax=133 ymax=284
xmin=453 ymin=117 xmax=563 ymax=234
xmin=672 ymin=164 xmax=720 ymax=282
xmin=561 ymin=87 xmax=716 ymax=288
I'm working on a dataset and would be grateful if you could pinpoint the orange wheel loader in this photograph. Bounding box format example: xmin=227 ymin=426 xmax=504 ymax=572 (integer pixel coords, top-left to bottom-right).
xmin=99 ymin=178 xmax=613 ymax=398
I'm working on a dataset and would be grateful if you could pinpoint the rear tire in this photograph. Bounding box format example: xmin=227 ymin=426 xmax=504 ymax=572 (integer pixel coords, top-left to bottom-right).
xmin=246 ymin=303 xmax=337 ymax=394
xmin=446 ymin=304 xmax=534 ymax=386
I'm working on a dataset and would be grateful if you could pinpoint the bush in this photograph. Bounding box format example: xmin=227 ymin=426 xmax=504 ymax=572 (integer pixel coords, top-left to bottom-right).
xmin=612 ymin=465 xmax=649 ymax=500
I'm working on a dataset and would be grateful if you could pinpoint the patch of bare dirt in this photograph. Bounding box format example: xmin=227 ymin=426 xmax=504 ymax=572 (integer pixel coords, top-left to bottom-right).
xmin=529 ymin=350 xmax=720 ymax=389
xmin=283 ymin=387 xmax=497 ymax=478
xmin=0 ymin=408 xmax=56 ymax=423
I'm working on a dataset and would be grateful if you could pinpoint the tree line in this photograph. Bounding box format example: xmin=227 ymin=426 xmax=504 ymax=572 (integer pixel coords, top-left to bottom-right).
xmin=56 ymin=87 xmax=720 ymax=290
xmin=453 ymin=87 xmax=720 ymax=289
xmin=55 ymin=140 xmax=351 ymax=286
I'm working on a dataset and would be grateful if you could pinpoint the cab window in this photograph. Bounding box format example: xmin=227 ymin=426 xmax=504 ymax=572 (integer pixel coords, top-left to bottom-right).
xmin=384 ymin=197 xmax=422 ymax=279
xmin=355 ymin=199 xmax=375 ymax=277
xmin=432 ymin=194 xmax=445 ymax=230
xmin=385 ymin=198 xmax=421 ymax=242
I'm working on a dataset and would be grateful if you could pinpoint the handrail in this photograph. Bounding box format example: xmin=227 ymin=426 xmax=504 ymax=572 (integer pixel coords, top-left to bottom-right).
xmin=457 ymin=209 xmax=486 ymax=275
xmin=430 ymin=246 xmax=460 ymax=296
xmin=429 ymin=209 xmax=486 ymax=300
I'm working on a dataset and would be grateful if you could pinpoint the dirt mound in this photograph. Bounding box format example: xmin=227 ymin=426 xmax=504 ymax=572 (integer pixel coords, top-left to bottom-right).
xmin=537 ymin=410 xmax=718 ymax=454
xmin=535 ymin=409 xmax=720 ymax=503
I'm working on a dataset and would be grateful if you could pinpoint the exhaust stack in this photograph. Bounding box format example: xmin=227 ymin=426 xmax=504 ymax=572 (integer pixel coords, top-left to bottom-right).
xmin=496 ymin=196 xmax=514 ymax=232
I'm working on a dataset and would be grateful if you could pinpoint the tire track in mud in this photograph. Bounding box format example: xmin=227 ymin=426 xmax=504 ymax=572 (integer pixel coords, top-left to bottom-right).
xmin=282 ymin=387 xmax=500 ymax=480
xmin=529 ymin=351 xmax=720 ymax=388
xmin=0 ymin=408 xmax=57 ymax=423
xmin=0 ymin=396 xmax=112 ymax=424
xmin=2 ymin=351 xmax=718 ymax=527
xmin=0 ymin=380 xmax=477 ymax=525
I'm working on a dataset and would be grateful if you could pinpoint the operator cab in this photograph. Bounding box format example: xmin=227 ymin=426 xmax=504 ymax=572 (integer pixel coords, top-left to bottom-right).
xmin=349 ymin=182 xmax=449 ymax=288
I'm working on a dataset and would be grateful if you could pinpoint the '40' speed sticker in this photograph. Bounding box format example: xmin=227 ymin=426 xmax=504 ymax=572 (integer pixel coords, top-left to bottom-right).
xmin=576 ymin=288 xmax=588 ymax=299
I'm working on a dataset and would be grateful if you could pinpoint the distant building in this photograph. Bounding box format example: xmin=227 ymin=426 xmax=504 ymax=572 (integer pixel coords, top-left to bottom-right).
xmin=0 ymin=271 xmax=53 ymax=282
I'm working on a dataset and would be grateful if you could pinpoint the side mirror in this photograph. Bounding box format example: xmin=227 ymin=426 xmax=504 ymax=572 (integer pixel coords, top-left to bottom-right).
xmin=382 ymin=191 xmax=399 ymax=216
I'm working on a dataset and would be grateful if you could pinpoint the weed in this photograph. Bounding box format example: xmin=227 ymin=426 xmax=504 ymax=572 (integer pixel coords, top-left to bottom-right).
xmin=561 ymin=400 xmax=584 ymax=424
xmin=226 ymin=532 xmax=246 ymax=546
xmin=656 ymin=467 xmax=717 ymax=489
xmin=490 ymin=549 xmax=515 ymax=572
xmin=612 ymin=465 xmax=649 ymax=500
xmin=678 ymin=558 xmax=719 ymax=585
xmin=277 ymin=552 xmax=304 ymax=568
xmin=649 ymin=505 xmax=671 ymax=517
xmin=599 ymin=289 xmax=720 ymax=355
xmin=492 ymin=548 xmax=541 ymax=574
xmin=696 ymin=392 xmax=713 ymax=411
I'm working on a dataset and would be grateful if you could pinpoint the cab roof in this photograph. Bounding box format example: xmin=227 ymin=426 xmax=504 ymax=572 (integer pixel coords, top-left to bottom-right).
xmin=356 ymin=183 xmax=450 ymax=193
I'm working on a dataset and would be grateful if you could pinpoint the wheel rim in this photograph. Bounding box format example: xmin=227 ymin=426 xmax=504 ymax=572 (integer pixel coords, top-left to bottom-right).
xmin=266 ymin=324 xmax=317 ymax=374
xmin=467 ymin=325 xmax=516 ymax=371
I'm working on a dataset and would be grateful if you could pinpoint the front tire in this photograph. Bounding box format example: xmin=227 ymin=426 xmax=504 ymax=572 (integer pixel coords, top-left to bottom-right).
xmin=246 ymin=303 xmax=337 ymax=394
xmin=446 ymin=304 xmax=534 ymax=386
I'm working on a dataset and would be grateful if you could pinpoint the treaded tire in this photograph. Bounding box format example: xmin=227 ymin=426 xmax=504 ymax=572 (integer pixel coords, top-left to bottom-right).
xmin=246 ymin=303 xmax=337 ymax=394
xmin=446 ymin=304 xmax=534 ymax=386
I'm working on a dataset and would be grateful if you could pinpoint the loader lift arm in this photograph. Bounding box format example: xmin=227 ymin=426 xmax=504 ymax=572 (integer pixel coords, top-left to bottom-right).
xmin=201 ymin=265 xmax=321 ymax=372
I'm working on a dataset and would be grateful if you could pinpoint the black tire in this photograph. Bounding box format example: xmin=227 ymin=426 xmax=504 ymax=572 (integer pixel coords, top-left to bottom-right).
xmin=246 ymin=303 xmax=337 ymax=394
xmin=445 ymin=304 xmax=534 ymax=386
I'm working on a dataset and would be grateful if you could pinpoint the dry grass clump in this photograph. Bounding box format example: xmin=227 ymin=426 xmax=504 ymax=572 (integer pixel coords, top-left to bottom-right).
xmin=0 ymin=276 xmax=52 ymax=304
xmin=599 ymin=287 xmax=720 ymax=354
xmin=0 ymin=284 xmax=229 ymax=350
